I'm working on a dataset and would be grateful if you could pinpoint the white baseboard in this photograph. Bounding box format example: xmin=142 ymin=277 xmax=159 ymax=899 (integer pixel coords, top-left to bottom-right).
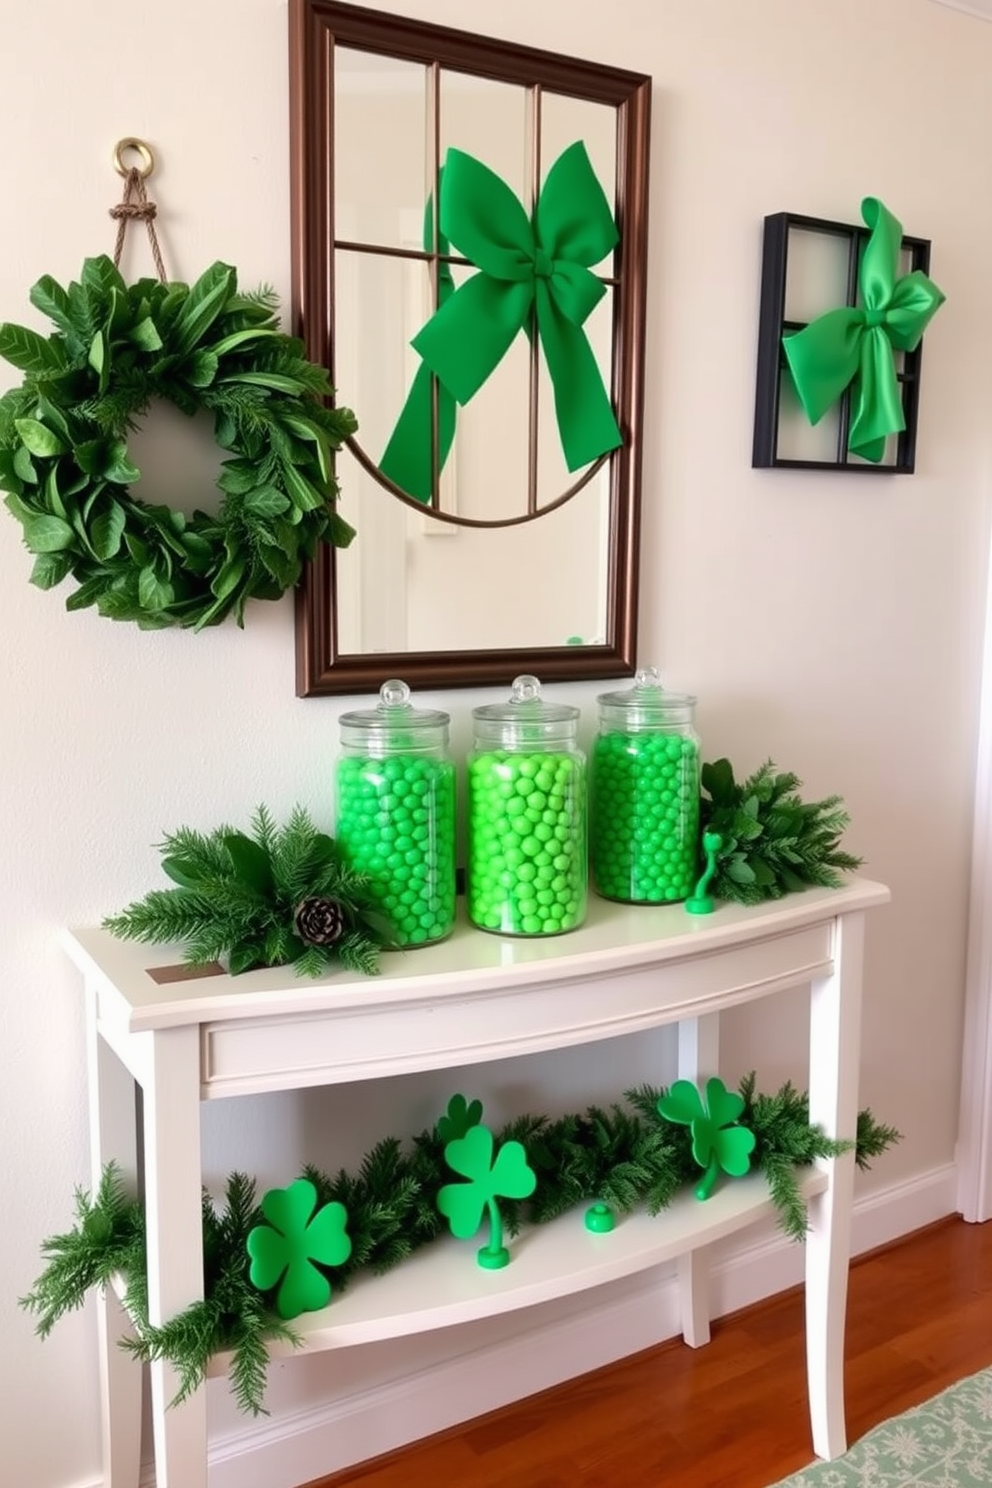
xmin=187 ymin=1163 xmax=957 ymax=1488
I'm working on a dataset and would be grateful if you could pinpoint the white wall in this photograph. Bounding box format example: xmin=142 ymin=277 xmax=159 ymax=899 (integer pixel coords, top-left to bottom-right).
xmin=1 ymin=1 xmax=990 ymax=1485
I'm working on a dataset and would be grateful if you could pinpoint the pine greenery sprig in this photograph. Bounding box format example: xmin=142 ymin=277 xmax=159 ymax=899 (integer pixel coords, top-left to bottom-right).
xmin=122 ymin=1174 xmax=299 ymax=1415
xmin=103 ymin=805 xmax=395 ymax=977
xmin=18 ymin=1163 xmax=146 ymax=1337
xmin=21 ymin=1077 xmax=899 ymax=1415
xmin=700 ymin=759 xmax=863 ymax=906
xmin=855 ymin=1107 xmax=902 ymax=1167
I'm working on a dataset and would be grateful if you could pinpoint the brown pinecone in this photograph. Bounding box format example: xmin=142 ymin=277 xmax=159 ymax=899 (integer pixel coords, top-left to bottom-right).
xmin=294 ymin=896 xmax=346 ymax=947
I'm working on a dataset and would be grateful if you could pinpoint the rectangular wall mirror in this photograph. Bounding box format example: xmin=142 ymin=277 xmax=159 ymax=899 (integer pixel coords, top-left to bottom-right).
xmin=289 ymin=0 xmax=651 ymax=694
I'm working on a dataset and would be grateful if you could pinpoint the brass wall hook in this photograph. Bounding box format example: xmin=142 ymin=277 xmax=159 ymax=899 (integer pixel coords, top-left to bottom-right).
xmin=113 ymin=137 xmax=155 ymax=179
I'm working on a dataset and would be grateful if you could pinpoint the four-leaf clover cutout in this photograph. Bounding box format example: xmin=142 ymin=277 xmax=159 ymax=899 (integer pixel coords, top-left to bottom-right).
xmin=657 ymin=1078 xmax=756 ymax=1200
xmin=246 ymin=1178 xmax=352 ymax=1318
xmin=437 ymin=1123 xmax=536 ymax=1269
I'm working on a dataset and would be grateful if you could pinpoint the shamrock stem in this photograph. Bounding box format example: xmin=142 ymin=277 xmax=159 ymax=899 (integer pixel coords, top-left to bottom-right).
xmin=694 ymin=1154 xmax=721 ymax=1201
xmin=477 ymin=1196 xmax=509 ymax=1270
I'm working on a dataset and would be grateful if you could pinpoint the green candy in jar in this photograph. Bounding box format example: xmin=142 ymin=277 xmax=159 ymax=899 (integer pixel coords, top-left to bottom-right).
xmin=336 ymin=680 xmax=456 ymax=947
xmin=590 ymin=667 xmax=700 ymax=904
xmin=468 ymin=675 xmax=587 ymax=936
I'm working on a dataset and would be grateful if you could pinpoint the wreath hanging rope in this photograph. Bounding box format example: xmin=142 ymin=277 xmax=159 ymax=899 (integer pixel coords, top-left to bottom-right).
xmin=0 ymin=148 xmax=356 ymax=629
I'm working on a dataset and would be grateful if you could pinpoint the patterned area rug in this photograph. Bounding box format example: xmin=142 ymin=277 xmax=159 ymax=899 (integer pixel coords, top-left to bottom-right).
xmin=768 ymin=1367 xmax=992 ymax=1486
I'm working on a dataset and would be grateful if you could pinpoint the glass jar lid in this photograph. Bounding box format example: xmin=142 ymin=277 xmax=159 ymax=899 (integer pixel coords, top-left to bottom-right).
xmin=339 ymin=679 xmax=450 ymax=750
xmin=472 ymin=675 xmax=580 ymax=748
xmin=597 ymin=666 xmax=697 ymax=730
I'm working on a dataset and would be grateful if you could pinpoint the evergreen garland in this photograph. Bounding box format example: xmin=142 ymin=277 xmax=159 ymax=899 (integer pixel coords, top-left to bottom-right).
xmin=21 ymin=1077 xmax=899 ymax=1416
xmin=700 ymin=758 xmax=863 ymax=905
xmin=103 ymin=805 xmax=396 ymax=977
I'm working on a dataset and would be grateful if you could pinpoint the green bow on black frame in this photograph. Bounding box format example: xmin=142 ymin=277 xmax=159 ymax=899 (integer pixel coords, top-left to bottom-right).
xmin=783 ymin=197 xmax=945 ymax=464
xmin=379 ymin=141 xmax=623 ymax=503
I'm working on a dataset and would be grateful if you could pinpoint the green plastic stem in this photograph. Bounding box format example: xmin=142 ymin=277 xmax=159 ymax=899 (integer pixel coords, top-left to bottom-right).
xmin=477 ymin=1196 xmax=510 ymax=1269
xmin=694 ymin=1154 xmax=721 ymax=1201
xmin=685 ymin=831 xmax=723 ymax=916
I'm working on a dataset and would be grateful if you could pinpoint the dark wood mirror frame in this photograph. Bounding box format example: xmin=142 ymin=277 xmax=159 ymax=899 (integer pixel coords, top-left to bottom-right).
xmin=289 ymin=0 xmax=651 ymax=695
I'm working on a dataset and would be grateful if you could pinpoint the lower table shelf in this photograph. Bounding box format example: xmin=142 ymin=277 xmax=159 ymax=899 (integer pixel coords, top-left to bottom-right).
xmin=207 ymin=1168 xmax=828 ymax=1372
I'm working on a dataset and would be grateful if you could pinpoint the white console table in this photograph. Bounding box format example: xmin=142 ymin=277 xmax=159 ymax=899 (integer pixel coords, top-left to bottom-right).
xmin=65 ymin=876 xmax=889 ymax=1488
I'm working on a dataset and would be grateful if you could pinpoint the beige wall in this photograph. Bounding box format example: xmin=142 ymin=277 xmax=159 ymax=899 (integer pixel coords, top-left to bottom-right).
xmin=1 ymin=1 xmax=990 ymax=1483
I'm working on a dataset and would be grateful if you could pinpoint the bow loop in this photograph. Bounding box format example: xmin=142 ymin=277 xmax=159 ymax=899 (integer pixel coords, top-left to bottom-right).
xmin=782 ymin=197 xmax=945 ymax=463
xmin=885 ymin=271 xmax=946 ymax=350
xmin=536 ymin=141 xmax=619 ymax=268
xmin=439 ymin=149 xmax=536 ymax=282
xmin=380 ymin=140 xmax=623 ymax=500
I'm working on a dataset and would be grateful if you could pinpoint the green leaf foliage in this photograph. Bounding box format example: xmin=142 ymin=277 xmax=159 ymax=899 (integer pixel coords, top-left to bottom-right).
xmin=102 ymin=804 xmax=394 ymax=978
xmin=0 ymin=255 xmax=357 ymax=630
xmin=700 ymin=758 xmax=863 ymax=906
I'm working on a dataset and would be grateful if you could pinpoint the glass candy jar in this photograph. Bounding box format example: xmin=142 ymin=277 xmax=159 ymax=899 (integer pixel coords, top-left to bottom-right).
xmin=590 ymin=667 xmax=701 ymax=904
xmin=468 ymin=675 xmax=587 ymax=936
xmin=335 ymin=680 xmax=456 ymax=947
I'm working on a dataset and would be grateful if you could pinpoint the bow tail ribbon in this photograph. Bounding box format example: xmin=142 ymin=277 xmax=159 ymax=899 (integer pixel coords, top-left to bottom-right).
xmin=378 ymin=190 xmax=457 ymax=506
xmin=378 ymin=359 xmax=457 ymax=505
xmin=414 ymin=271 xmax=534 ymax=405
xmin=849 ymin=327 xmax=905 ymax=464
xmin=535 ymin=281 xmax=622 ymax=469
xmin=379 ymin=255 xmax=529 ymax=504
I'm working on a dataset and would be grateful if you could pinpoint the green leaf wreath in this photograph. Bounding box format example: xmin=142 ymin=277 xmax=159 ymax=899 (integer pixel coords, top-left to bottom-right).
xmin=0 ymin=255 xmax=357 ymax=629
xmin=700 ymin=758 xmax=863 ymax=905
xmin=103 ymin=805 xmax=397 ymax=976
xmin=21 ymin=1076 xmax=899 ymax=1415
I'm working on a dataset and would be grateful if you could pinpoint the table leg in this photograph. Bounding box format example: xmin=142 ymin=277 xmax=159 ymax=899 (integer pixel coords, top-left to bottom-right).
xmin=143 ymin=1024 xmax=207 ymax=1488
xmin=806 ymin=910 xmax=865 ymax=1460
xmin=86 ymin=983 xmax=144 ymax=1487
xmin=677 ymin=1014 xmax=720 ymax=1348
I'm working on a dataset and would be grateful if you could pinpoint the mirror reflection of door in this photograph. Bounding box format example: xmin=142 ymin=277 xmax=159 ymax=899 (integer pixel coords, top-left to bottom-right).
xmin=290 ymin=1 xmax=651 ymax=693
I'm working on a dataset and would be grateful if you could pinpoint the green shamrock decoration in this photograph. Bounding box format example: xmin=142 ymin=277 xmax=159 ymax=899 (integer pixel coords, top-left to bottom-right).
xmin=685 ymin=830 xmax=724 ymax=916
xmin=246 ymin=1178 xmax=352 ymax=1319
xmin=437 ymin=1093 xmax=484 ymax=1144
xmin=437 ymin=1123 xmax=537 ymax=1270
xmin=657 ymin=1077 xmax=756 ymax=1201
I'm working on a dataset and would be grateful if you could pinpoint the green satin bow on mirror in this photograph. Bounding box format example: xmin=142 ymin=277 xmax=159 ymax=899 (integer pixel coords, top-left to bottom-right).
xmin=380 ymin=141 xmax=623 ymax=504
xmin=783 ymin=197 xmax=945 ymax=464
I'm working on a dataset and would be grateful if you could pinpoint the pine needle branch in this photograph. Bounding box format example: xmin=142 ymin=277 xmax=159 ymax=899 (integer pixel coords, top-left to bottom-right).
xmin=103 ymin=806 xmax=393 ymax=977
xmin=19 ymin=1162 xmax=144 ymax=1337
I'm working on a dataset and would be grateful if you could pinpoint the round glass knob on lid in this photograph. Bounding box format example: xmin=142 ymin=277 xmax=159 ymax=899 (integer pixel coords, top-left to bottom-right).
xmin=591 ymin=665 xmax=701 ymax=905
xmin=335 ymin=680 xmax=456 ymax=947
xmin=338 ymin=678 xmax=451 ymax=754
xmin=468 ymin=675 xmax=587 ymax=937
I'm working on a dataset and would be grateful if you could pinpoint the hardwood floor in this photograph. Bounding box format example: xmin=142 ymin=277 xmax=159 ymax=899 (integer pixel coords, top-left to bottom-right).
xmin=305 ymin=1216 xmax=992 ymax=1488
